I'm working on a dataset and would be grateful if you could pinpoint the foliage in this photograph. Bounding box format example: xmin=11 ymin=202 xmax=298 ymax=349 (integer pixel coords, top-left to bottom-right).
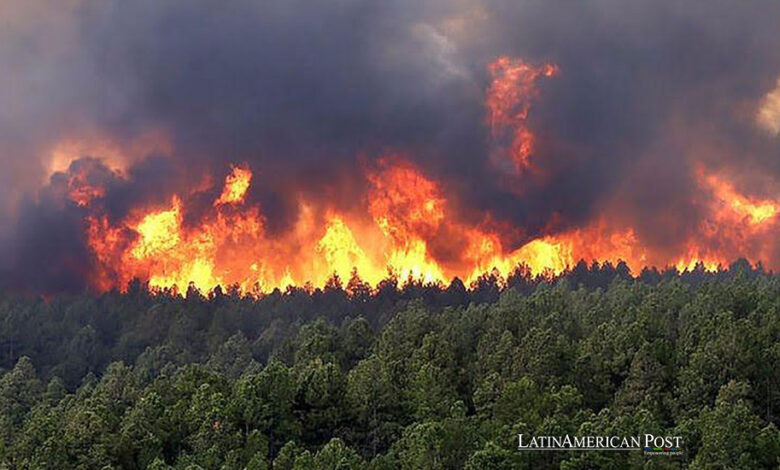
xmin=0 ymin=261 xmax=778 ymax=468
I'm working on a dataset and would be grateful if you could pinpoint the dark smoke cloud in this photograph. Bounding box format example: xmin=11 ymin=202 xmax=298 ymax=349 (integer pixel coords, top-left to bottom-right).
xmin=0 ymin=171 xmax=93 ymax=292
xmin=1 ymin=0 xmax=780 ymax=291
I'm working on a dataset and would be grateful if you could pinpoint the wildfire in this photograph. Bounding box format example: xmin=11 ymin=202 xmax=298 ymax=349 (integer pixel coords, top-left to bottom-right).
xmin=54 ymin=56 xmax=780 ymax=294
xmin=668 ymin=169 xmax=780 ymax=271
xmin=68 ymin=181 xmax=105 ymax=207
xmin=214 ymin=165 xmax=252 ymax=206
xmin=703 ymin=172 xmax=778 ymax=225
xmin=63 ymin=158 xmax=110 ymax=207
xmin=486 ymin=56 xmax=558 ymax=172
xmin=131 ymin=199 xmax=183 ymax=259
xmin=316 ymin=216 xmax=374 ymax=282
xmin=79 ymin=158 xmax=569 ymax=293
xmin=75 ymin=157 xmax=780 ymax=294
xmin=366 ymin=160 xmax=448 ymax=282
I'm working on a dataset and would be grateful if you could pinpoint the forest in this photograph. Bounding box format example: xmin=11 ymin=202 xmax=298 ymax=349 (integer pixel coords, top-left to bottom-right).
xmin=0 ymin=260 xmax=778 ymax=469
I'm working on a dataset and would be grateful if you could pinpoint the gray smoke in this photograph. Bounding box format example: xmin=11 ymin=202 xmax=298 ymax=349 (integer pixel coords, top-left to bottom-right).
xmin=1 ymin=0 xmax=779 ymax=291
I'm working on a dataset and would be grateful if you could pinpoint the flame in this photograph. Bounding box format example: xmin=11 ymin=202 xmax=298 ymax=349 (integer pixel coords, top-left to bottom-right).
xmin=131 ymin=198 xmax=183 ymax=258
xmin=83 ymin=158 xmax=590 ymax=293
xmin=64 ymin=56 xmax=780 ymax=294
xmin=60 ymin=158 xmax=112 ymax=207
xmin=316 ymin=216 xmax=377 ymax=284
xmin=366 ymin=160 xmax=447 ymax=282
xmin=667 ymin=169 xmax=780 ymax=271
xmin=214 ymin=165 xmax=252 ymax=206
xmin=703 ymin=172 xmax=778 ymax=225
xmin=78 ymin=157 xmax=780 ymax=294
xmin=486 ymin=56 xmax=558 ymax=172
xmin=472 ymin=223 xmax=647 ymax=280
xmin=68 ymin=177 xmax=105 ymax=207
xmin=463 ymin=232 xmax=572 ymax=281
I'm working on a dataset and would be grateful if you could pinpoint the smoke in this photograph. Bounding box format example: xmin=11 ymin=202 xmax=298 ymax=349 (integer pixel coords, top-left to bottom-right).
xmin=1 ymin=0 xmax=780 ymax=291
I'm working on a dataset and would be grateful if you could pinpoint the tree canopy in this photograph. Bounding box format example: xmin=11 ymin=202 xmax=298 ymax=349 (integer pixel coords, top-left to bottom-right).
xmin=0 ymin=260 xmax=778 ymax=468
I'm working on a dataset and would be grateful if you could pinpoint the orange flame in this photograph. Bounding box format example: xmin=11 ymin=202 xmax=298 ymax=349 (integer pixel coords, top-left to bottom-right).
xmin=703 ymin=172 xmax=778 ymax=225
xmin=69 ymin=56 xmax=780 ymax=294
xmin=68 ymin=180 xmax=105 ymax=207
xmin=79 ymin=157 xmax=780 ymax=294
xmin=63 ymin=160 xmax=109 ymax=207
xmin=214 ymin=165 xmax=252 ymax=206
xmin=669 ymin=169 xmax=780 ymax=271
xmin=83 ymin=158 xmax=592 ymax=293
xmin=486 ymin=56 xmax=558 ymax=172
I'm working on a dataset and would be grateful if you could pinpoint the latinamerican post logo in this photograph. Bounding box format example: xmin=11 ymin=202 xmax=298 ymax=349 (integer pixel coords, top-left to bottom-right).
xmin=517 ymin=434 xmax=683 ymax=455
